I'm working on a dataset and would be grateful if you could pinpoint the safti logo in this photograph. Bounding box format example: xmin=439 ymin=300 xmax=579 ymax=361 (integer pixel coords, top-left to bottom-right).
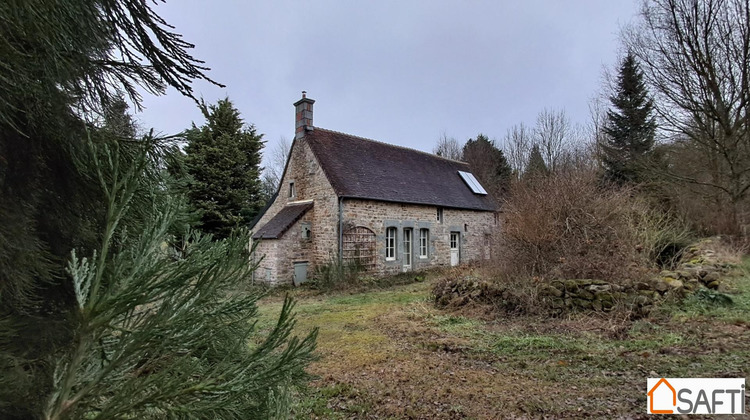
xmin=647 ymin=378 xmax=746 ymax=415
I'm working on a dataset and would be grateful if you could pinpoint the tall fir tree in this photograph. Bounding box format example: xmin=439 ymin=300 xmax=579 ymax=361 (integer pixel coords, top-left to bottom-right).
xmin=601 ymin=53 xmax=657 ymax=185
xmin=462 ymin=133 xmax=513 ymax=197
xmin=523 ymin=143 xmax=549 ymax=180
xmin=184 ymin=98 xmax=265 ymax=239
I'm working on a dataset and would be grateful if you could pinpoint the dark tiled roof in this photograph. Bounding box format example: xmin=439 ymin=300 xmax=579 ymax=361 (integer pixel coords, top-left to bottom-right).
xmin=306 ymin=128 xmax=497 ymax=211
xmin=252 ymin=201 xmax=313 ymax=239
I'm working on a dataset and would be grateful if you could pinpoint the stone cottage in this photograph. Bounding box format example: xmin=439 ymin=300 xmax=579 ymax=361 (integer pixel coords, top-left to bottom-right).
xmin=250 ymin=93 xmax=498 ymax=285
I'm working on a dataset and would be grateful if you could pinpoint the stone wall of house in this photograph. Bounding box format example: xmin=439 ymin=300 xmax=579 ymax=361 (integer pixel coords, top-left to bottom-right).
xmin=253 ymin=213 xmax=315 ymax=285
xmin=252 ymin=136 xmax=498 ymax=285
xmin=251 ymin=137 xmax=339 ymax=285
xmin=342 ymin=199 xmax=497 ymax=275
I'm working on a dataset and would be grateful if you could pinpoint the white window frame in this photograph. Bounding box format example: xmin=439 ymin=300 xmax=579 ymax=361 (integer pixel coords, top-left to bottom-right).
xmin=385 ymin=227 xmax=397 ymax=261
xmin=403 ymin=228 xmax=412 ymax=267
xmin=289 ymin=181 xmax=296 ymax=198
xmin=419 ymin=228 xmax=429 ymax=258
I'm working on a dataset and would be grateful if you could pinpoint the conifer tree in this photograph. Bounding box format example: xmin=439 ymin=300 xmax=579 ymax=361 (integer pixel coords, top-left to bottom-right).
xmin=40 ymin=135 xmax=316 ymax=420
xmin=0 ymin=2 xmax=317 ymax=418
xmin=601 ymin=53 xmax=656 ymax=185
xmin=462 ymin=133 xmax=513 ymax=197
xmin=184 ymin=98 xmax=265 ymax=239
xmin=523 ymin=144 xmax=549 ymax=180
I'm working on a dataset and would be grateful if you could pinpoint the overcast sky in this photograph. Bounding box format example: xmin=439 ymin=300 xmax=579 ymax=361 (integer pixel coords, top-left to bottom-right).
xmin=136 ymin=1 xmax=640 ymax=166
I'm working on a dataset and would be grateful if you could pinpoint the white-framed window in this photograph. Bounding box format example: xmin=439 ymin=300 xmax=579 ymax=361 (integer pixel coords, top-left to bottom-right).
xmin=385 ymin=227 xmax=397 ymax=261
xmin=436 ymin=207 xmax=444 ymax=223
xmin=403 ymin=228 xmax=412 ymax=267
xmin=419 ymin=228 xmax=429 ymax=258
xmin=289 ymin=181 xmax=296 ymax=198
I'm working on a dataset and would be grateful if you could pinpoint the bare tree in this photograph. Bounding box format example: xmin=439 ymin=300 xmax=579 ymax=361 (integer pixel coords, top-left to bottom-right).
xmin=433 ymin=132 xmax=464 ymax=160
xmin=557 ymin=122 xmax=598 ymax=173
xmin=588 ymin=93 xmax=609 ymax=168
xmin=260 ymin=136 xmax=291 ymax=199
xmin=502 ymin=123 xmax=533 ymax=178
xmin=534 ymin=108 xmax=573 ymax=172
xmin=625 ymin=0 xmax=750 ymax=232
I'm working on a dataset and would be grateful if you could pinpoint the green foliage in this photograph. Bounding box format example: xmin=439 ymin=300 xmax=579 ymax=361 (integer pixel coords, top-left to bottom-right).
xmin=691 ymin=288 xmax=734 ymax=306
xmin=19 ymin=136 xmax=317 ymax=420
xmin=461 ymin=133 xmax=512 ymax=196
xmin=0 ymin=0 xmax=220 ymax=308
xmin=0 ymin=100 xmax=147 ymax=419
xmin=184 ymin=98 xmax=265 ymax=239
xmin=601 ymin=53 xmax=656 ymax=185
xmin=0 ymin=2 xmax=317 ymax=418
xmin=0 ymin=0 xmax=220 ymax=131
xmin=523 ymin=144 xmax=548 ymax=180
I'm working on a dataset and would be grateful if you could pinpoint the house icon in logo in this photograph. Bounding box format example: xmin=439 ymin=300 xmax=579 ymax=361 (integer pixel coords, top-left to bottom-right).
xmin=648 ymin=378 xmax=676 ymax=414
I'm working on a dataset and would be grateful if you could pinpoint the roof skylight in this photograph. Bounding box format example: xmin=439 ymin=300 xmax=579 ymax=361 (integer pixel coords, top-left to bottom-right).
xmin=458 ymin=171 xmax=488 ymax=195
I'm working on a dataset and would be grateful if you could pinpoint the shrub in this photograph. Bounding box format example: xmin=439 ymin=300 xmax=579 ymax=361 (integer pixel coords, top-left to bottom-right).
xmin=308 ymin=259 xmax=364 ymax=291
xmin=497 ymin=170 xmax=692 ymax=285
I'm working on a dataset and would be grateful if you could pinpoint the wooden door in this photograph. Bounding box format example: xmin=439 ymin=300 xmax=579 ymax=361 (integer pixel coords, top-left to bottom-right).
xmin=450 ymin=232 xmax=459 ymax=266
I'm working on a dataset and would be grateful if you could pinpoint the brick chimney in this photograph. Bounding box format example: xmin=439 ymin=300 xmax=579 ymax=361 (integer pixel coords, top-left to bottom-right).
xmin=294 ymin=91 xmax=315 ymax=139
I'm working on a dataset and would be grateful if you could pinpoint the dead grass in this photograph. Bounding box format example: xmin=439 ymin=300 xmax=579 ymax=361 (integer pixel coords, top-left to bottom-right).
xmin=255 ymin=264 xmax=750 ymax=419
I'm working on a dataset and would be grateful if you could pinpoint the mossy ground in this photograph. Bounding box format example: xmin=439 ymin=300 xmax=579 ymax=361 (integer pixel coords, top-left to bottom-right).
xmin=256 ymin=264 xmax=750 ymax=419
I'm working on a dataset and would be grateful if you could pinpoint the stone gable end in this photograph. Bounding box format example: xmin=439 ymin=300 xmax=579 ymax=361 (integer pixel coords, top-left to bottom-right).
xmin=252 ymin=138 xmax=339 ymax=285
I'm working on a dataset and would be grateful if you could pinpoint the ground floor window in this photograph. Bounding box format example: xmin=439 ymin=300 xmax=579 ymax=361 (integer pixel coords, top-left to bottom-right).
xmin=419 ymin=228 xmax=429 ymax=258
xmin=385 ymin=227 xmax=396 ymax=260
xmin=403 ymin=228 xmax=412 ymax=267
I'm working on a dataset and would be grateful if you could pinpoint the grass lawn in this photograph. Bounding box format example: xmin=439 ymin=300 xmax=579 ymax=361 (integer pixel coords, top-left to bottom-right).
xmin=256 ymin=266 xmax=750 ymax=419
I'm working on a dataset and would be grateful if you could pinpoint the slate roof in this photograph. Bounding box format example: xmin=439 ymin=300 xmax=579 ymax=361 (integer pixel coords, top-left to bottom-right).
xmin=306 ymin=128 xmax=497 ymax=211
xmin=251 ymin=201 xmax=313 ymax=239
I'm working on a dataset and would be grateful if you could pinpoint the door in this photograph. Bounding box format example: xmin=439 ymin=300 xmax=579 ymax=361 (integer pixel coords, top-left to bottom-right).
xmin=293 ymin=262 xmax=308 ymax=286
xmin=403 ymin=228 xmax=412 ymax=271
xmin=450 ymin=232 xmax=459 ymax=266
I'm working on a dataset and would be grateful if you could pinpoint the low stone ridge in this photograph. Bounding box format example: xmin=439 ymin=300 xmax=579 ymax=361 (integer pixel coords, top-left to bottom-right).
xmin=541 ymin=279 xmax=621 ymax=313
xmin=540 ymin=238 xmax=737 ymax=315
xmin=654 ymin=238 xmax=734 ymax=293
xmin=432 ymin=276 xmax=526 ymax=314
xmin=434 ymin=238 xmax=739 ymax=317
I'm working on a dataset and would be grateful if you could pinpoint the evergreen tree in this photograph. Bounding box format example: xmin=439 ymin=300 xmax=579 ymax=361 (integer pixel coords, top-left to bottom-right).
xmin=0 ymin=0 xmax=221 ymax=130
xmin=1 ymin=0 xmax=222 ymax=337
xmin=523 ymin=144 xmax=549 ymax=180
xmin=184 ymin=98 xmax=265 ymax=239
xmin=461 ymin=133 xmax=513 ymax=197
xmin=601 ymin=53 xmax=656 ymax=185
xmin=42 ymin=134 xmax=316 ymax=420
xmin=1 ymin=2 xmax=316 ymax=418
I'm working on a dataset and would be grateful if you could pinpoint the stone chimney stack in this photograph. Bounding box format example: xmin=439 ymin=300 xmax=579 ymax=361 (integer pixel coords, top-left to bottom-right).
xmin=294 ymin=91 xmax=315 ymax=140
